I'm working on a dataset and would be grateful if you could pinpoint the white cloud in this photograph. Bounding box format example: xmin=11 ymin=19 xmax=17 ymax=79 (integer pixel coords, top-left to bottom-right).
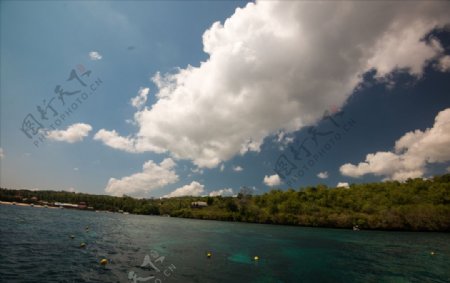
xmin=437 ymin=55 xmax=450 ymax=72
xmin=89 ymin=51 xmax=102 ymax=61
xmin=73 ymin=167 xmax=79 ymax=171
xmin=30 ymin=187 xmax=41 ymax=191
xmin=0 ymin=147 xmax=3 ymax=159
xmin=95 ymin=1 xmax=450 ymax=168
xmin=263 ymin=174 xmax=281 ymax=187
xmin=47 ymin=123 xmax=92 ymax=143
xmin=232 ymin=165 xmax=243 ymax=172
xmin=94 ymin=129 xmax=136 ymax=152
xmin=340 ymin=108 xmax=450 ymax=181
xmin=164 ymin=181 xmax=205 ymax=198
xmin=190 ymin=167 xmax=204 ymax=175
xmin=317 ymin=171 xmax=328 ymax=179
xmin=276 ymin=131 xmax=295 ymax=150
xmin=336 ymin=182 xmax=349 ymax=188
xmin=209 ymin=188 xmax=234 ymax=197
xmin=105 ymin=158 xmax=178 ymax=197
xmin=366 ymin=28 xmax=442 ymax=79
xmin=130 ymin=87 xmax=150 ymax=109
xmin=67 ymin=187 xmax=76 ymax=192
xmin=94 ymin=129 xmax=164 ymax=153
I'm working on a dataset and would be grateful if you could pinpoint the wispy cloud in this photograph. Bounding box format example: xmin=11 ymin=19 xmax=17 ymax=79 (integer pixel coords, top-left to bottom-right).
xmin=130 ymin=87 xmax=150 ymax=109
xmin=93 ymin=129 xmax=164 ymax=153
xmin=190 ymin=167 xmax=204 ymax=175
xmin=232 ymin=165 xmax=243 ymax=172
xmin=209 ymin=188 xmax=233 ymax=197
xmin=47 ymin=123 xmax=92 ymax=143
xmin=437 ymin=55 xmax=450 ymax=72
xmin=94 ymin=129 xmax=137 ymax=152
xmin=276 ymin=131 xmax=294 ymax=150
xmin=89 ymin=51 xmax=102 ymax=61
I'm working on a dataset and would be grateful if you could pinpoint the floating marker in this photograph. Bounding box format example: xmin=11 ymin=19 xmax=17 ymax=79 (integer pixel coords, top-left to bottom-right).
xmin=70 ymin=235 xmax=75 ymax=239
xmin=207 ymin=252 xmax=212 ymax=258
xmin=430 ymin=251 xmax=435 ymax=255
xmin=254 ymin=256 xmax=259 ymax=261
xmin=100 ymin=259 xmax=108 ymax=265
xmin=80 ymin=242 xmax=86 ymax=248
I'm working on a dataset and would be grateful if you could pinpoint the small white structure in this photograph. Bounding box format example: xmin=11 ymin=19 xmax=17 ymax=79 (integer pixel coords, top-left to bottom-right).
xmin=191 ymin=201 xmax=208 ymax=208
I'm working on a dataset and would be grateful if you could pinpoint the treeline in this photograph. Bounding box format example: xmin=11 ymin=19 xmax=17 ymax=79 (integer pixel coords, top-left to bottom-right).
xmin=1 ymin=174 xmax=450 ymax=231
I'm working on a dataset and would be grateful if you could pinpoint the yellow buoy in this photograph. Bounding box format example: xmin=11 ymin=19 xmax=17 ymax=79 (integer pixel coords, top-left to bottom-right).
xmin=207 ymin=252 xmax=212 ymax=258
xmin=430 ymin=251 xmax=435 ymax=255
xmin=80 ymin=242 xmax=86 ymax=248
xmin=254 ymin=256 xmax=259 ymax=261
xmin=100 ymin=259 xmax=108 ymax=265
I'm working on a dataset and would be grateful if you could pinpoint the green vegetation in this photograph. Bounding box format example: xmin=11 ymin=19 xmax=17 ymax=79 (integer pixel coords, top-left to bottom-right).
xmin=1 ymin=174 xmax=450 ymax=231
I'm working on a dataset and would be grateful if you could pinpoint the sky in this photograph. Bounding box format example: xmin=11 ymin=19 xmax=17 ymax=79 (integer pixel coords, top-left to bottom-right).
xmin=1 ymin=1 xmax=450 ymax=198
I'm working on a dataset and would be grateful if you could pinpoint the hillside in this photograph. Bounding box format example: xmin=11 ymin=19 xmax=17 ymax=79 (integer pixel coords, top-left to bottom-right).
xmin=1 ymin=174 xmax=449 ymax=231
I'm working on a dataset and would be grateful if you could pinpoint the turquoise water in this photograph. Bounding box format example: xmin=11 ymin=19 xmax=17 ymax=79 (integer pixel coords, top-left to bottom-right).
xmin=1 ymin=205 xmax=449 ymax=283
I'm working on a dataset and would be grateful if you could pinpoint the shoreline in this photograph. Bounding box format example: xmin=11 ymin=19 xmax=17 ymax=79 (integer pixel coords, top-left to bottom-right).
xmin=0 ymin=201 xmax=85 ymax=210
xmin=0 ymin=201 xmax=59 ymax=209
xmin=2 ymin=174 xmax=449 ymax=232
xmin=2 ymin=200 xmax=448 ymax=233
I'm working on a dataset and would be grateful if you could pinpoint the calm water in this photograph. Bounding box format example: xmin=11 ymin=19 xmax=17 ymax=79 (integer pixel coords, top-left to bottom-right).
xmin=0 ymin=205 xmax=449 ymax=283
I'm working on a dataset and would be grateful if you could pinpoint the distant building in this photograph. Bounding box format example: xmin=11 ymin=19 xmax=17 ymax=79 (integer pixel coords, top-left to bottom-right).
xmin=191 ymin=201 xmax=208 ymax=208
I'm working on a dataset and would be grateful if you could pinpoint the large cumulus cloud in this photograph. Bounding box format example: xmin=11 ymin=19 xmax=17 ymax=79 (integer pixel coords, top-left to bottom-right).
xmin=95 ymin=1 xmax=450 ymax=168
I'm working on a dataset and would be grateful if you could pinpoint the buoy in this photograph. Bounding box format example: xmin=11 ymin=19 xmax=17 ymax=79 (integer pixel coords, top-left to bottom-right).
xmin=207 ymin=252 xmax=212 ymax=258
xmin=80 ymin=242 xmax=86 ymax=248
xmin=254 ymin=256 xmax=259 ymax=261
xmin=100 ymin=259 xmax=108 ymax=265
xmin=70 ymin=235 xmax=75 ymax=239
xmin=430 ymin=251 xmax=435 ymax=255
xmin=85 ymin=226 xmax=89 ymax=230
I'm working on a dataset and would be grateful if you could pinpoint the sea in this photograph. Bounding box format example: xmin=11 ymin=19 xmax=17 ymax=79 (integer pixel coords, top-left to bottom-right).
xmin=0 ymin=204 xmax=449 ymax=283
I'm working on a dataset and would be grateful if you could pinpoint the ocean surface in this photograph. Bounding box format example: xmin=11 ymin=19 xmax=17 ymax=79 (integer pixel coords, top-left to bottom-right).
xmin=0 ymin=204 xmax=449 ymax=283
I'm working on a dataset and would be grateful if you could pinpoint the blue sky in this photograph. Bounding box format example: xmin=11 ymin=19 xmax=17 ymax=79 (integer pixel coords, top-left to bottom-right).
xmin=1 ymin=1 xmax=450 ymax=198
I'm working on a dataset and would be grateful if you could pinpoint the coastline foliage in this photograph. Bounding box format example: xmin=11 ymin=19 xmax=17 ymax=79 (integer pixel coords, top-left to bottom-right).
xmin=1 ymin=174 xmax=449 ymax=231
